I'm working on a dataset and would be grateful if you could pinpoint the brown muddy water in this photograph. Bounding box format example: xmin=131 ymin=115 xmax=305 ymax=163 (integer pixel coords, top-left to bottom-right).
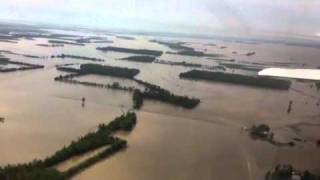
xmin=0 ymin=31 xmax=319 ymax=180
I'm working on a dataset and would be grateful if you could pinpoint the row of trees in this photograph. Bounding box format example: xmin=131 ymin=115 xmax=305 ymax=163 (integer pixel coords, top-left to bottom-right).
xmin=96 ymin=46 xmax=163 ymax=57
xmin=133 ymin=90 xmax=144 ymax=109
xmin=179 ymin=70 xmax=291 ymax=90
xmin=0 ymin=112 xmax=137 ymax=180
xmin=219 ymin=62 xmax=264 ymax=71
xmin=154 ymin=60 xmax=226 ymax=71
xmin=133 ymin=79 xmax=200 ymax=109
xmin=166 ymin=50 xmax=222 ymax=58
xmin=48 ymin=40 xmax=85 ymax=46
xmin=80 ymin=63 xmax=140 ymax=79
xmin=0 ymin=57 xmax=44 ymax=72
xmin=149 ymin=40 xmax=194 ymax=51
xmin=51 ymin=54 xmax=104 ymax=62
xmin=55 ymin=63 xmax=140 ymax=79
xmin=120 ymin=56 xmax=156 ymax=63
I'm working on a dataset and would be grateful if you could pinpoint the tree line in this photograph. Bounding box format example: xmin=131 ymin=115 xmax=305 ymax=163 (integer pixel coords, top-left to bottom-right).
xmin=179 ymin=70 xmax=291 ymax=90
xmin=0 ymin=112 xmax=137 ymax=180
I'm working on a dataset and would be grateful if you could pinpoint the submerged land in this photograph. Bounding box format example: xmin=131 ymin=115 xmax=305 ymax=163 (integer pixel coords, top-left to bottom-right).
xmin=0 ymin=23 xmax=319 ymax=180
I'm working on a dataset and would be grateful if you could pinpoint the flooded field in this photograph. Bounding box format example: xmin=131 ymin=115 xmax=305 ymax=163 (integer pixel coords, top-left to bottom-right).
xmin=0 ymin=28 xmax=319 ymax=180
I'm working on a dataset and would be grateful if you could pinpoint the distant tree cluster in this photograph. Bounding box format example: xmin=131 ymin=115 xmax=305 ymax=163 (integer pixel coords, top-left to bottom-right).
xmin=80 ymin=63 xmax=140 ymax=78
xmin=219 ymin=62 xmax=264 ymax=71
xmin=133 ymin=79 xmax=200 ymax=109
xmin=155 ymin=59 xmax=226 ymax=71
xmin=132 ymin=90 xmax=144 ymax=109
xmin=120 ymin=56 xmax=156 ymax=63
xmin=179 ymin=70 xmax=291 ymax=90
xmin=96 ymin=46 xmax=163 ymax=57
xmin=51 ymin=54 xmax=104 ymax=62
xmin=149 ymin=40 xmax=194 ymax=51
xmin=37 ymin=43 xmax=64 ymax=47
xmin=48 ymin=40 xmax=85 ymax=46
xmin=166 ymin=50 xmax=222 ymax=57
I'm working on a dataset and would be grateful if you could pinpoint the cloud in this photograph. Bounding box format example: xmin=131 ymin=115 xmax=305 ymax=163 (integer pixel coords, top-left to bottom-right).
xmin=0 ymin=0 xmax=319 ymax=37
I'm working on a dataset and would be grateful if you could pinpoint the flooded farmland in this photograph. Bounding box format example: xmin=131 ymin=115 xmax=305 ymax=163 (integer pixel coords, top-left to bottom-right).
xmin=0 ymin=27 xmax=319 ymax=180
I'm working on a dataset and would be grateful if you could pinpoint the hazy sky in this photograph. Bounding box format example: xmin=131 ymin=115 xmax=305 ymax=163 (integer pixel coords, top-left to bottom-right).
xmin=1 ymin=0 xmax=320 ymax=37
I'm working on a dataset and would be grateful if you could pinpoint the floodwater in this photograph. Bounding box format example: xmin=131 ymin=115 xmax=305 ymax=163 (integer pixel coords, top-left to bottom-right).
xmin=0 ymin=30 xmax=319 ymax=180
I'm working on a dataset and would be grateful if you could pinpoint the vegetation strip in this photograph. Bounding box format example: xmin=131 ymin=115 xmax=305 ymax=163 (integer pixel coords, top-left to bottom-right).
xmin=219 ymin=62 xmax=265 ymax=71
xmin=154 ymin=59 xmax=226 ymax=70
xmin=179 ymin=70 xmax=291 ymax=90
xmin=48 ymin=40 xmax=85 ymax=46
xmin=166 ymin=50 xmax=222 ymax=57
xmin=149 ymin=40 xmax=194 ymax=51
xmin=51 ymin=54 xmax=104 ymax=62
xmin=132 ymin=79 xmax=200 ymax=109
xmin=0 ymin=57 xmax=44 ymax=72
xmin=96 ymin=46 xmax=163 ymax=57
xmin=0 ymin=112 xmax=137 ymax=180
xmin=120 ymin=55 xmax=156 ymax=63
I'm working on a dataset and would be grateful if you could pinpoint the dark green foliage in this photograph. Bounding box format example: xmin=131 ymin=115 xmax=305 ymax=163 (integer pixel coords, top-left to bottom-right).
xmin=22 ymin=54 xmax=40 ymax=58
xmin=250 ymin=124 xmax=270 ymax=138
xmin=0 ymin=57 xmax=44 ymax=72
xmin=106 ymin=111 xmax=137 ymax=131
xmin=120 ymin=56 xmax=156 ymax=63
xmin=155 ymin=60 xmax=226 ymax=71
xmin=48 ymin=40 xmax=84 ymax=46
xmin=167 ymin=50 xmax=222 ymax=57
xmin=44 ymin=112 xmax=136 ymax=166
xmin=220 ymin=62 xmax=264 ymax=71
xmin=96 ymin=46 xmax=163 ymax=57
xmin=55 ymin=63 xmax=140 ymax=79
xmin=179 ymin=70 xmax=291 ymax=90
xmin=149 ymin=40 xmax=194 ymax=51
xmin=133 ymin=90 xmax=144 ymax=109
xmin=43 ymin=136 xmax=115 ymax=167
xmin=155 ymin=60 xmax=202 ymax=68
xmin=0 ymin=112 xmax=137 ymax=180
xmin=134 ymin=79 xmax=200 ymax=109
xmin=80 ymin=63 xmax=140 ymax=78
xmin=167 ymin=50 xmax=205 ymax=56
xmin=52 ymin=54 xmax=104 ymax=62
xmin=37 ymin=43 xmax=64 ymax=47
xmin=0 ymin=166 xmax=65 ymax=180
xmin=63 ymin=138 xmax=126 ymax=178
